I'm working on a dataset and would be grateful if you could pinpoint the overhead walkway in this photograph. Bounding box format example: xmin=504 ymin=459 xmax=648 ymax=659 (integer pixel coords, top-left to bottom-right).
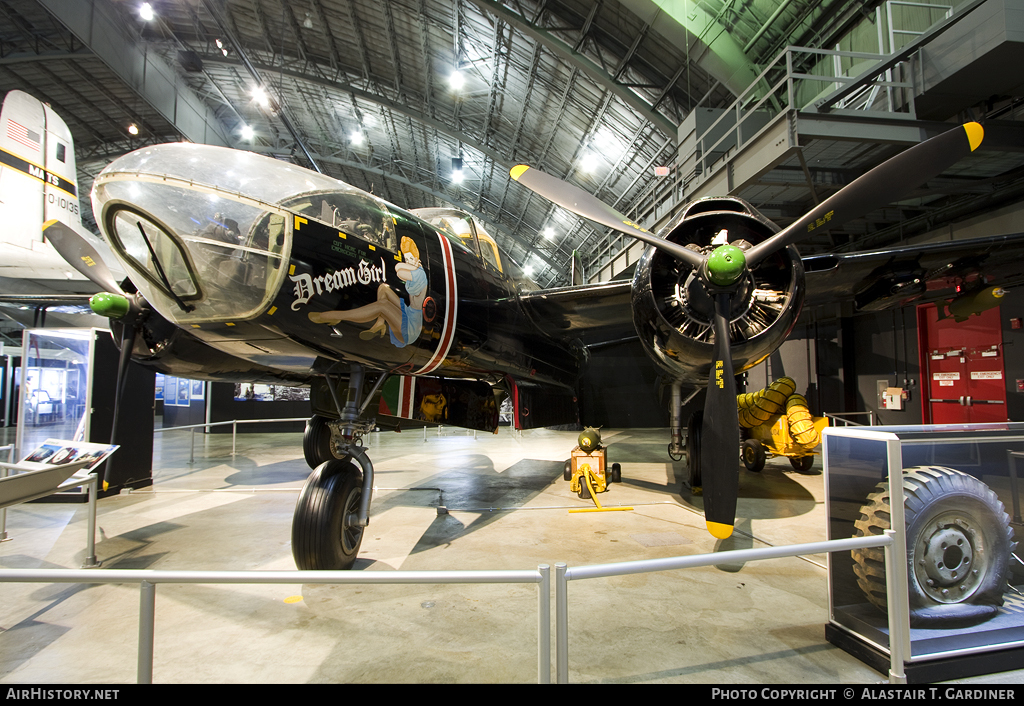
xmin=590 ymin=0 xmax=1024 ymax=283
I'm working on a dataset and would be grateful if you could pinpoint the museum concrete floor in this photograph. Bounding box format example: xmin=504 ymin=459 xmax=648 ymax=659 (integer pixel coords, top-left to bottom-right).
xmin=2 ymin=424 xmax=1022 ymax=684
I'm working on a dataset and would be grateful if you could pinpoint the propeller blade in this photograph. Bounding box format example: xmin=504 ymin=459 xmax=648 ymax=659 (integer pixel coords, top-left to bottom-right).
xmin=43 ymin=220 xmax=126 ymax=295
xmin=746 ymin=122 xmax=984 ymax=266
xmin=700 ymin=292 xmax=740 ymax=539
xmin=95 ymin=321 xmax=136 ymax=491
xmin=510 ymin=164 xmax=704 ymax=270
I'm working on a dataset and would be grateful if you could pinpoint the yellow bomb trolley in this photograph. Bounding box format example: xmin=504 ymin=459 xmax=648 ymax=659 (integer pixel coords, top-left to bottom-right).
xmin=737 ymin=377 xmax=829 ymax=473
xmin=564 ymin=427 xmax=623 ymax=500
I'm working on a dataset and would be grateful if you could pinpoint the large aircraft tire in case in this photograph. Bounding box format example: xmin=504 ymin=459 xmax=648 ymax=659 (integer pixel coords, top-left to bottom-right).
xmin=292 ymin=458 xmax=365 ymax=570
xmin=303 ymin=415 xmax=336 ymax=469
xmin=852 ymin=466 xmax=1016 ymax=627
xmin=686 ymin=411 xmax=703 ymax=489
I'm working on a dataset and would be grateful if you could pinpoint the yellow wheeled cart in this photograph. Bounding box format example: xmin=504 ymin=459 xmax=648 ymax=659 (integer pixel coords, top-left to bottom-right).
xmin=563 ymin=427 xmax=622 ymax=499
xmin=737 ymin=378 xmax=829 ymax=473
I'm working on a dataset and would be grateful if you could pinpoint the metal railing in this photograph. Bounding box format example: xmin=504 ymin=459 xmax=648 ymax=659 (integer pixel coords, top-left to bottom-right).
xmin=555 ymin=531 xmax=905 ymax=684
xmin=0 ymin=443 xmax=14 ymax=541
xmin=155 ymin=417 xmax=308 ymax=463
xmin=0 ymin=565 xmax=552 ymax=684
xmin=589 ymin=43 xmax=916 ymax=279
xmin=0 ymin=531 xmax=909 ymax=684
xmin=825 ymin=411 xmax=877 ymax=427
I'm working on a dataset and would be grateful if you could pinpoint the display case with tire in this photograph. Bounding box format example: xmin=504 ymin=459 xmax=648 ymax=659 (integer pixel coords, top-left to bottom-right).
xmin=822 ymin=423 xmax=1024 ymax=683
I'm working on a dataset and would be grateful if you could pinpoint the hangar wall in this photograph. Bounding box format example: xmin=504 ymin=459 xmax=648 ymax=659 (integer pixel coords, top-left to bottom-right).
xmin=578 ymin=295 xmax=1023 ymax=430
xmin=577 ymin=339 xmax=669 ymax=429
xmin=1001 ymin=288 xmax=1024 ymax=422
xmin=841 ymin=310 xmax=924 ymax=426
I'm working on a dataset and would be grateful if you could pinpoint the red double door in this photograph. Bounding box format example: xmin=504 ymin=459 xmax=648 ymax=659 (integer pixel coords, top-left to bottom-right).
xmin=918 ymin=303 xmax=1008 ymax=424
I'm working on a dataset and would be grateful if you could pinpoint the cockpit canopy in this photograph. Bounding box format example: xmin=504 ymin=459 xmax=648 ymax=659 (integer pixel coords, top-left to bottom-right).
xmin=92 ymin=143 xmax=396 ymax=324
xmin=412 ymin=208 xmax=504 ymax=273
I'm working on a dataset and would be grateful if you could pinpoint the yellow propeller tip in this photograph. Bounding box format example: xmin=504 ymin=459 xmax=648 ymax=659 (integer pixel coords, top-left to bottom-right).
xmin=964 ymin=122 xmax=984 ymax=152
xmin=706 ymin=521 xmax=734 ymax=539
xmin=510 ymin=164 xmax=530 ymax=181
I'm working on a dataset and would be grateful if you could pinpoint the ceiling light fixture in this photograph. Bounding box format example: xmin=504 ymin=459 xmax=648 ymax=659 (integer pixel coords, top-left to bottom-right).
xmin=544 ymin=227 xmax=555 ymax=239
xmin=349 ymin=130 xmax=364 ymax=146
xmin=139 ymin=3 xmax=154 ymax=21
xmin=240 ymin=125 xmax=254 ymax=141
xmin=449 ymin=70 xmax=465 ymax=90
xmin=127 ymin=123 xmax=139 ymax=136
xmin=251 ymin=86 xmax=270 ymax=109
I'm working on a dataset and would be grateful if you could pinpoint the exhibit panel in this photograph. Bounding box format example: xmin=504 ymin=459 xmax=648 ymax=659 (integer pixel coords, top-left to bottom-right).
xmin=16 ymin=328 xmax=95 ymax=455
xmin=13 ymin=328 xmax=154 ymax=498
xmin=824 ymin=423 xmax=1024 ymax=682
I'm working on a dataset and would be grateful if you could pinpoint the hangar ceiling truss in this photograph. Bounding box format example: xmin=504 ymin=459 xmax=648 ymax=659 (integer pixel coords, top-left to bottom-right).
xmin=1 ymin=0 xmax=1022 ymax=287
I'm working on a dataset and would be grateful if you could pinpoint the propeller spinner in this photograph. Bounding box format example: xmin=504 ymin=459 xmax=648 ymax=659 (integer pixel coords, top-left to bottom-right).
xmin=511 ymin=122 xmax=984 ymax=538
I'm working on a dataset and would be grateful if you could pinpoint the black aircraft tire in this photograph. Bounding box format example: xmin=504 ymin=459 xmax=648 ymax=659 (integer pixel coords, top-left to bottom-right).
xmin=852 ymin=466 xmax=1015 ymax=627
xmin=687 ymin=411 xmax=703 ymax=489
xmin=292 ymin=459 xmax=365 ymax=571
xmin=564 ymin=460 xmax=572 ymax=482
xmin=302 ymin=415 xmax=338 ymax=469
xmin=611 ymin=462 xmax=622 ymax=484
xmin=741 ymin=439 xmax=766 ymax=473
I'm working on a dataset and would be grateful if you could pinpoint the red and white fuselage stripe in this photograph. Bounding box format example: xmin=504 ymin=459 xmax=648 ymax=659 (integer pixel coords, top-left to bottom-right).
xmin=412 ymin=233 xmax=458 ymax=375
xmin=398 ymin=375 xmax=417 ymax=418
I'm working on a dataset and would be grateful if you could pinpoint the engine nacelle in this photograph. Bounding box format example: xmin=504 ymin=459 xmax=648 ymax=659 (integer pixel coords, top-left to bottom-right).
xmin=631 ymin=197 xmax=804 ymax=384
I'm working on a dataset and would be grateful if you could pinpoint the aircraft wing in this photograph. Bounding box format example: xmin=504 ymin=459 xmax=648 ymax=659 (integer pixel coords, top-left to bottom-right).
xmin=521 ymin=232 xmax=1024 ymax=346
xmin=802 ymin=232 xmax=1024 ymax=314
xmin=518 ymin=279 xmax=635 ymax=346
xmin=0 ymin=294 xmax=100 ymax=327
xmin=0 ymin=294 xmax=95 ymax=309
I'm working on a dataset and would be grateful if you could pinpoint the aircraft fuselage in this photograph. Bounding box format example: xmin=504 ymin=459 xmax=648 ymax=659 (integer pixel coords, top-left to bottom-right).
xmin=90 ymin=144 xmax=585 ymax=395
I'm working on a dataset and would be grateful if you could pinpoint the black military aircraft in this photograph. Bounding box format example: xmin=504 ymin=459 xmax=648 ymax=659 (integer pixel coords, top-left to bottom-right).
xmin=50 ymin=121 xmax=1011 ymax=570
xmin=510 ymin=121 xmax=990 ymax=540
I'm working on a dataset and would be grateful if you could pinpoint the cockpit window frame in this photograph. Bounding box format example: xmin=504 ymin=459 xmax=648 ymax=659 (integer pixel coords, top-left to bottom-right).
xmin=474 ymin=231 xmax=503 ymax=274
xmin=281 ymin=189 xmax=400 ymax=253
xmin=93 ymin=169 xmax=297 ymax=325
xmin=103 ymin=201 xmax=204 ymax=304
xmin=409 ymin=207 xmax=504 ymax=274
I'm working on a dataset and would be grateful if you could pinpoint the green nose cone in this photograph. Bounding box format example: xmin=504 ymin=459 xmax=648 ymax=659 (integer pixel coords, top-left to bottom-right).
xmin=90 ymin=292 xmax=130 ymax=319
xmin=707 ymin=244 xmax=746 ymax=286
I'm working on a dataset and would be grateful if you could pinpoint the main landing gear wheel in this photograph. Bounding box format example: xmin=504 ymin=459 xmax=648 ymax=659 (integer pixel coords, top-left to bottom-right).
xmin=303 ymin=415 xmax=340 ymax=469
xmin=741 ymin=439 xmax=766 ymax=472
xmin=686 ymin=411 xmax=703 ymax=490
xmin=292 ymin=459 xmax=365 ymax=571
xmin=852 ymin=466 xmax=1016 ymax=627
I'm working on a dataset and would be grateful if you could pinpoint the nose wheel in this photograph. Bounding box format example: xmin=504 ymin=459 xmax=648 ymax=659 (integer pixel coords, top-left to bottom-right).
xmin=292 ymin=459 xmax=366 ymax=570
xmin=294 ymin=366 xmax=382 ymax=569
